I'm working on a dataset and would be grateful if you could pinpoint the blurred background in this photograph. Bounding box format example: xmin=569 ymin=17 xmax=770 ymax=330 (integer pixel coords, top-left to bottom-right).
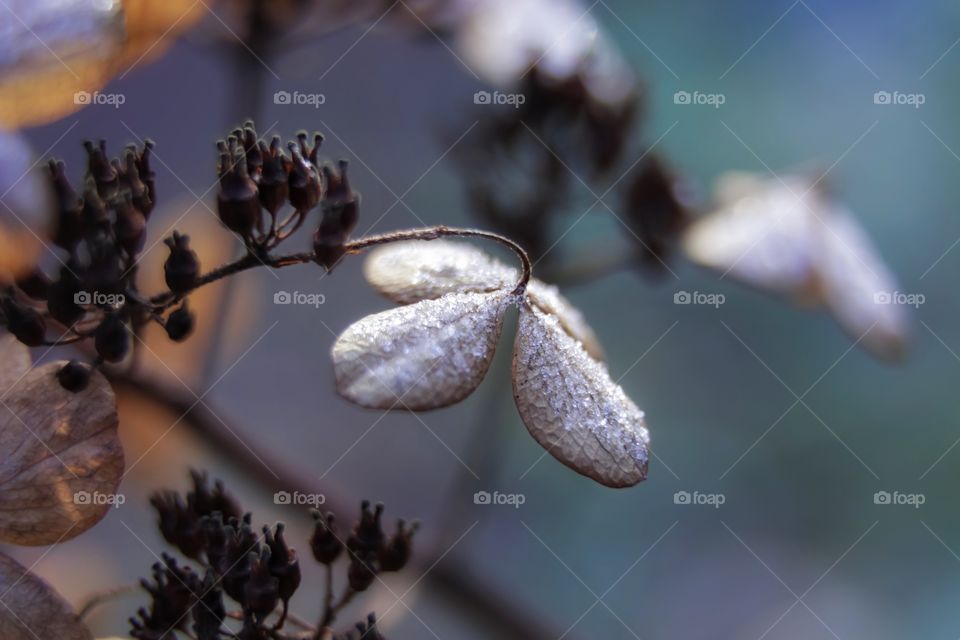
xmin=5 ymin=0 xmax=960 ymax=638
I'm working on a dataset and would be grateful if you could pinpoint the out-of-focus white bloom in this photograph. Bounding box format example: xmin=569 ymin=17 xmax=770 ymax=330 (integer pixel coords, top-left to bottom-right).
xmin=0 ymin=131 xmax=52 ymax=283
xmin=683 ymin=172 xmax=908 ymax=361
xmin=456 ymin=0 xmax=635 ymax=105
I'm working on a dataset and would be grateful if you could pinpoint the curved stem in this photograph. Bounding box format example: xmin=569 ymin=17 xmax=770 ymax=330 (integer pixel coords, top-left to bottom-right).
xmin=77 ymin=583 xmax=140 ymax=619
xmin=146 ymin=225 xmax=531 ymax=310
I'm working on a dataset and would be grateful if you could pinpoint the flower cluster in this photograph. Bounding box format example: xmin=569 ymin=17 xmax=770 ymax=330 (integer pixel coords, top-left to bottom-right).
xmin=134 ymin=471 xmax=416 ymax=639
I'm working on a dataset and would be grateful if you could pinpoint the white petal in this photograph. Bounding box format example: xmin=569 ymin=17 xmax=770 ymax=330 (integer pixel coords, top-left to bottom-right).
xmin=512 ymin=303 xmax=649 ymax=487
xmin=363 ymin=240 xmax=515 ymax=304
xmin=682 ymin=174 xmax=818 ymax=300
xmin=333 ymin=291 xmax=510 ymax=410
xmin=364 ymin=239 xmax=605 ymax=359
xmin=815 ymin=205 xmax=908 ymax=361
xmin=526 ymin=280 xmax=604 ymax=361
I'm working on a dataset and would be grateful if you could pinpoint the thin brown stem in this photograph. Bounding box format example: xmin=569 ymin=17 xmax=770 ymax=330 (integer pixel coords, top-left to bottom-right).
xmin=77 ymin=583 xmax=140 ymax=619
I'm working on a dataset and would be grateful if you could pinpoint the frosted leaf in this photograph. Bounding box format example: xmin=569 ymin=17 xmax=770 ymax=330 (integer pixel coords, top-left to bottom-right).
xmin=0 ymin=362 xmax=123 ymax=545
xmin=682 ymin=172 xmax=908 ymax=359
xmin=682 ymin=174 xmax=817 ymax=300
xmin=512 ymin=303 xmax=649 ymax=487
xmin=364 ymin=240 xmax=604 ymax=359
xmin=0 ymin=552 xmax=92 ymax=640
xmin=363 ymin=240 xmax=515 ymax=304
xmin=815 ymin=205 xmax=907 ymax=361
xmin=333 ymin=291 xmax=510 ymax=410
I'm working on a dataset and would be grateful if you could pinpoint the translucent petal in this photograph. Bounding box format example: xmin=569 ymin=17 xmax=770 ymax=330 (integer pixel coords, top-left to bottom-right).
xmin=364 ymin=240 xmax=604 ymax=359
xmin=512 ymin=303 xmax=649 ymax=487
xmin=333 ymin=291 xmax=510 ymax=410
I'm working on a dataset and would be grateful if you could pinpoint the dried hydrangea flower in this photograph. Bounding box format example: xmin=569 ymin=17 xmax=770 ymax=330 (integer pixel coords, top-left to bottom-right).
xmin=682 ymin=172 xmax=908 ymax=361
xmin=332 ymin=239 xmax=648 ymax=487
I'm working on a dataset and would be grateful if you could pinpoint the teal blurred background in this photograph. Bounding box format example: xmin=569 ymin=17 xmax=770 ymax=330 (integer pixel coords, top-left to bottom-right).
xmin=8 ymin=1 xmax=960 ymax=638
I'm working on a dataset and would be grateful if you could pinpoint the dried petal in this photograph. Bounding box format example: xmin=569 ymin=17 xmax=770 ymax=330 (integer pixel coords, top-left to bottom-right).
xmin=363 ymin=240 xmax=603 ymax=359
xmin=333 ymin=291 xmax=510 ymax=410
xmin=363 ymin=239 xmax=515 ymax=304
xmin=0 ymin=361 xmax=123 ymax=545
xmin=0 ymin=551 xmax=93 ymax=640
xmin=682 ymin=172 xmax=908 ymax=359
xmin=512 ymin=302 xmax=648 ymax=487
xmin=814 ymin=205 xmax=908 ymax=361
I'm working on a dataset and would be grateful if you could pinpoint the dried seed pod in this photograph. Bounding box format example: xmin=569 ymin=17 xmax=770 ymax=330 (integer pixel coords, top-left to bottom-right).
xmin=163 ymin=231 xmax=200 ymax=294
xmin=84 ymin=139 xmax=118 ymax=198
xmin=244 ymin=547 xmax=279 ymax=619
xmin=48 ymin=159 xmax=83 ymax=249
xmin=287 ymin=141 xmax=321 ymax=212
xmin=378 ymin=519 xmax=418 ymax=572
xmin=164 ymin=302 xmax=194 ymax=342
xmin=94 ymin=313 xmax=130 ymax=362
xmin=114 ymin=193 xmax=147 ymax=256
xmin=56 ymin=359 xmax=90 ymax=392
xmin=46 ymin=266 xmax=85 ymax=327
xmin=257 ymin=136 xmax=289 ymax=215
xmin=264 ymin=522 xmax=300 ymax=604
xmin=216 ymin=141 xmax=261 ymax=239
xmin=310 ymin=510 xmax=342 ymax=564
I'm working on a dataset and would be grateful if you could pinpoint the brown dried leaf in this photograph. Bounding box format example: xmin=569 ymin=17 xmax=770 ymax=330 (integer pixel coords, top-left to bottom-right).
xmin=333 ymin=290 xmax=510 ymax=410
xmin=513 ymin=303 xmax=649 ymax=487
xmin=0 ymin=551 xmax=93 ymax=640
xmin=0 ymin=362 xmax=123 ymax=545
xmin=363 ymin=240 xmax=604 ymax=359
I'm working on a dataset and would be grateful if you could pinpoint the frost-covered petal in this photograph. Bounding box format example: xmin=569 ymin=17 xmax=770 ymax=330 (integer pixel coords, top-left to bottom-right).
xmin=363 ymin=239 xmax=604 ymax=359
xmin=512 ymin=303 xmax=649 ymax=487
xmin=333 ymin=291 xmax=510 ymax=410
xmin=363 ymin=239 xmax=515 ymax=304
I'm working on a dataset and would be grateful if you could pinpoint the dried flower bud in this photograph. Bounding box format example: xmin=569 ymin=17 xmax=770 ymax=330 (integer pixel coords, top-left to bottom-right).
xmin=192 ymin=570 xmax=225 ymax=640
xmin=120 ymin=148 xmax=151 ymax=213
xmin=57 ymin=359 xmax=90 ymax=392
xmin=82 ymin=183 xmax=110 ymax=230
xmin=134 ymin=139 xmax=157 ymax=217
xmin=264 ymin=522 xmax=301 ymax=604
xmin=257 ymin=136 xmax=289 ymax=215
xmin=94 ymin=313 xmax=130 ymax=362
xmin=244 ymin=547 xmax=279 ymax=619
xmin=347 ymin=550 xmax=378 ymax=592
xmin=188 ymin=469 xmax=243 ymax=522
xmin=378 ymin=519 xmax=418 ymax=572
xmin=217 ymin=140 xmax=261 ymax=239
xmin=2 ymin=297 xmax=46 ymax=346
xmin=310 ymin=510 xmax=343 ymax=564
xmin=287 ymin=141 xmax=321 ymax=212
xmin=84 ymin=139 xmax=118 ymax=198
xmin=137 ymin=554 xmax=197 ymax=633
xmin=48 ymin=159 xmax=83 ymax=249
xmin=163 ymin=231 xmax=200 ymax=294
xmin=313 ymin=160 xmax=359 ymax=270
xmin=347 ymin=501 xmax=384 ymax=556
xmin=151 ymin=490 xmax=206 ymax=560
xmin=165 ymin=302 xmax=194 ymax=342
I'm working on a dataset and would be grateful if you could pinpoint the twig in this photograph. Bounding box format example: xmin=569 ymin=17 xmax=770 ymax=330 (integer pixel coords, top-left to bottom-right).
xmin=77 ymin=583 xmax=141 ymax=620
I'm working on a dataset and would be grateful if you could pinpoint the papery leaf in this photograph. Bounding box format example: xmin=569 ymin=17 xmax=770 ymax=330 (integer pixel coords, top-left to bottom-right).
xmin=333 ymin=290 xmax=510 ymax=410
xmin=0 ymin=551 xmax=93 ymax=640
xmin=682 ymin=174 xmax=817 ymax=300
xmin=512 ymin=303 xmax=649 ymax=487
xmin=364 ymin=240 xmax=604 ymax=359
xmin=815 ymin=205 xmax=908 ymax=361
xmin=363 ymin=239 xmax=515 ymax=304
xmin=0 ymin=362 xmax=123 ymax=545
